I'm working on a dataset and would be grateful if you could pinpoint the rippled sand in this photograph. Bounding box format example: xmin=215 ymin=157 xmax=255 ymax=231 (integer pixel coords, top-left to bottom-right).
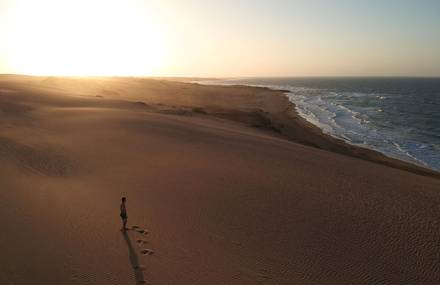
xmin=0 ymin=75 xmax=439 ymax=284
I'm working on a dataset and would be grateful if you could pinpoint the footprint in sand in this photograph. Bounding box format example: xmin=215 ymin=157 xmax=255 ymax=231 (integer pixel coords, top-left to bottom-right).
xmin=130 ymin=226 xmax=154 ymax=254
xmin=131 ymin=225 xmax=149 ymax=234
xmin=133 ymin=265 xmax=145 ymax=271
xmin=141 ymin=249 xmax=154 ymax=256
xmin=136 ymin=239 xmax=148 ymax=246
xmin=136 ymin=229 xmax=149 ymax=235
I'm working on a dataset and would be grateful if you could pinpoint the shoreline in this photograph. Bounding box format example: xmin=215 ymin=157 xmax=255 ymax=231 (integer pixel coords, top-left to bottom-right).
xmin=188 ymin=81 xmax=440 ymax=179
xmin=2 ymin=74 xmax=438 ymax=178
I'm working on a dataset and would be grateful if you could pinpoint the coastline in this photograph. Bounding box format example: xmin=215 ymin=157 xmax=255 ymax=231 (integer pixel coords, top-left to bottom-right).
xmin=266 ymin=88 xmax=440 ymax=179
xmin=2 ymin=74 xmax=438 ymax=178
xmin=188 ymin=79 xmax=440 ymax=178
xmin=186 ymin=81 xmax=440 ymax=179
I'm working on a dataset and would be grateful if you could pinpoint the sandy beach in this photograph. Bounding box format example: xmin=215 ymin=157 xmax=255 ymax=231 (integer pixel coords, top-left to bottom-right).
xmin=1 ymin=75 xmax=440 ymax=284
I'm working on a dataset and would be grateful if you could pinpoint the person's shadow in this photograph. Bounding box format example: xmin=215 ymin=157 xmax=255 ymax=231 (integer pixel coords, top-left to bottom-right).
xmin=122 ymin=231 xmax=146 ymax=284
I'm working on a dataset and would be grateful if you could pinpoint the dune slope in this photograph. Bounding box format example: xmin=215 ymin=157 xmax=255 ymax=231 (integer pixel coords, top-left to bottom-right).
xmin=1 ymin=76 xmax=439 ymax=284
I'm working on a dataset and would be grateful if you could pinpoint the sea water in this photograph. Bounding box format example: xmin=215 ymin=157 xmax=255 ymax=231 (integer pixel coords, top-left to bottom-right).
xmin=198 ymin=77 xmax=440 ymax=171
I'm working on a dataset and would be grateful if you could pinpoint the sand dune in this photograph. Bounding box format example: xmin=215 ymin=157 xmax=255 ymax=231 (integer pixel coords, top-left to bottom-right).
xmin=0 ymin=75 xmax=439 ymax=284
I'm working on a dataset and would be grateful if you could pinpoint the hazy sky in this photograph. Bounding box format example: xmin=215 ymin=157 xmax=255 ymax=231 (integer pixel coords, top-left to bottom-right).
xmin=1 ymin=0 xmax=439 ymax=77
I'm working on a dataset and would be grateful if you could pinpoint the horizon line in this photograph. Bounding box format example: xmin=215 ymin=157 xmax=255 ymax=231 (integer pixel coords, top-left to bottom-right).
xmin=1 ymin=73 xmax=440 ymax=79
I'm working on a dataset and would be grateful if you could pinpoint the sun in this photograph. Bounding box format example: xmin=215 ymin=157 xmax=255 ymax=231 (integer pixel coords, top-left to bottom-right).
xmin=4 ymin=0 xmax=167 ymax=76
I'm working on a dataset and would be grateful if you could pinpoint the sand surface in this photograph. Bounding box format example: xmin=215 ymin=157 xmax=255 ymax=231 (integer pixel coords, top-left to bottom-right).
xmin=1 ymin=75 xmax=440 ymax=284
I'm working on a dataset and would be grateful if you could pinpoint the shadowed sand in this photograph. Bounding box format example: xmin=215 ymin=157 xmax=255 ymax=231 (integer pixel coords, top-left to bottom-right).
xmin=0 ymin=75 xmax=439 ymax=284
xmin=122 ymin=231 xmax=147 ymax=284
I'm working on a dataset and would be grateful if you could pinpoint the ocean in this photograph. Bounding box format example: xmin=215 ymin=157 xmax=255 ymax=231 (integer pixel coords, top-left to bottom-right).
xmin=198 ymin=77 xmax=440 ymax=171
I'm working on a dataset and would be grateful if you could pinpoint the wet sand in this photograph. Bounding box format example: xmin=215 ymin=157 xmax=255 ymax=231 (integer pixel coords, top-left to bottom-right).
xmin=1 ymin=75 xmax=439 ymax=284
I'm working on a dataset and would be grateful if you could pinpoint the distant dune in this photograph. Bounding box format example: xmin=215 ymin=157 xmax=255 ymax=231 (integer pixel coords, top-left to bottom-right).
xmin=0 ymin=75 xmax=439 ymax=284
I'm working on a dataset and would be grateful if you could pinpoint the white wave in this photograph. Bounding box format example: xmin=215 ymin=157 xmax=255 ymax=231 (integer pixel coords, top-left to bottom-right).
xmin=193 ymin=79 xmax=439 ymax=171
xmin=392 ymin=142 xmax=429 ymax=167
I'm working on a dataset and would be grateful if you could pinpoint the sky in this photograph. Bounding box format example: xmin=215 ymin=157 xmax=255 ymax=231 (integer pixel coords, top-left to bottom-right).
xmin=0 ymin=0 xmax=439 ymax=77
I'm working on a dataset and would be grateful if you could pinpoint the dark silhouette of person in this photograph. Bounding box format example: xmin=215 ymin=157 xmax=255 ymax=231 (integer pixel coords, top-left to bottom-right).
xmin=120 ymin=197 xmax=128 ymax=230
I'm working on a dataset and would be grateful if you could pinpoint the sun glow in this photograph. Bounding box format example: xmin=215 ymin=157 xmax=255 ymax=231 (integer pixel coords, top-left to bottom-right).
xmin=4 ymin=0 xmax=167 ymax=76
